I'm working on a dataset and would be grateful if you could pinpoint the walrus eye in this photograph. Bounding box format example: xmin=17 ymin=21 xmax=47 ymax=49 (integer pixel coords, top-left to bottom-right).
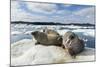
xmin=43 ymin=29 xmax=45 ymax=32
xmin=69 ymin=35 xmax=74 ymax=40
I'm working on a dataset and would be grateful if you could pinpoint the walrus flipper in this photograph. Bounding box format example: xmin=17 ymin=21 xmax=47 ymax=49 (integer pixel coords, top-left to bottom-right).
xmin=68 ymin=47 xmax=76 ymax=58
xmin=35 ymin=41 xmax=40 ymax=45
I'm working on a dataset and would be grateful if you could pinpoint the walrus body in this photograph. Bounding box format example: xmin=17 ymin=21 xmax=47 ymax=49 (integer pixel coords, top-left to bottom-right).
xmin=43 ymin=29 xmax=59 ymax=35
xmin=63 ymin=31 xmax=84 ymax=57
xmin=31 ymin=31 xmax=62 ymax=46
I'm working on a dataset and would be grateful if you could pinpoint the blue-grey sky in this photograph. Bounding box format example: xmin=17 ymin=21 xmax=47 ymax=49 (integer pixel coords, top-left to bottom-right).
xmin=11 ymin=1 xmax=95 ymax=24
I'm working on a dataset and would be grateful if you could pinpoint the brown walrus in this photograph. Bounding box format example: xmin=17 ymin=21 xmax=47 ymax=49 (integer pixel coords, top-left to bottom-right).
xmin=63 ymin=31 xmax=84 ymax=58
xmin=43 ymin=28 xmax=59 ymax=35
xmin=31 ymin=31 xmax=62 ymax=47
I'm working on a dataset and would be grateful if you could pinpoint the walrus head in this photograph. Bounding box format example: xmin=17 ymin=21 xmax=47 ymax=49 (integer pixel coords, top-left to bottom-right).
xmin=63 ymin=31 xmax=84 ymax=57
xmin=63 ymin=31 xmax=78 ymax=48
xmin=31 ymin=31 xmax=38 ymax=36
xmin=31 ymin=31 xmax=40 ymax=40
xmin=31 ymin=31 xmax=48 ymax=42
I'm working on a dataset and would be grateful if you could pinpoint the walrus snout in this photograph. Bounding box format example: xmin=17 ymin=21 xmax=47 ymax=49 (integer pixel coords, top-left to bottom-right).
xmin=66 ymin=34 xmax=75 ymax=45
xmin=63 ymin=32 xmax=76 ymax=46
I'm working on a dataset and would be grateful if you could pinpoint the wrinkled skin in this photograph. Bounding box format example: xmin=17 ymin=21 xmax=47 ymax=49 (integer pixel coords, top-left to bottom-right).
xmin=63 ymin=31 xmax=85 ymax=58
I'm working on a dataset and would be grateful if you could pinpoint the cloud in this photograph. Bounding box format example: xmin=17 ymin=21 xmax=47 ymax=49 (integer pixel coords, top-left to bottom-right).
xmin=74 ymin=7 xmax=95 ymax=16
xmin=74 ymin=7 xmax=95 ymax=24
xmin=19 ymin=1 xmax=58 ymax=14
xmin=11 ymin=1 xmax=95 ymax=24
xmin=50 ymin=7 xmax=95 ymax=24
xmin=11 ymin=1 xmax=49 ymax=21
xmin=55 ymin=10 xmax=72 ymax=16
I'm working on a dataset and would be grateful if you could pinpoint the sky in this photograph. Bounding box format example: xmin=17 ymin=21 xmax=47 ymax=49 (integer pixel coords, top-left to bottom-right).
xmin=11 ymin=1 xmax=95 ymax=24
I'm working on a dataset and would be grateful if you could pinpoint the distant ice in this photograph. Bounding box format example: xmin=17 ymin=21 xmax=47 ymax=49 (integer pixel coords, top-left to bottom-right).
xmin=24 ymin=31 xmax=33 ymax=35
xmin=11 ymin=31 xmax=23 ymax=35
xmin=11 ymin=24 xmax=95 ymax=48
xmin=73 ymin=29 xmax=95 ymax=37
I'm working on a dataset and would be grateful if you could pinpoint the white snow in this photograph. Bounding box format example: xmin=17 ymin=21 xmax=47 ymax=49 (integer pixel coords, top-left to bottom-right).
xmin=57 ymin=30 xmax=70 ymax=35
xmin=24 ymin=31 xmax=33 ymax=35
xmin=83 ymin=30 xmax=95 ymax=37
xmin=73 ymin=29 xmax=95 ymax=37
xmin=11 ymin=31 xmax=23 ymax=35
xmin=11 ymin=39 xmax=95 ymax=66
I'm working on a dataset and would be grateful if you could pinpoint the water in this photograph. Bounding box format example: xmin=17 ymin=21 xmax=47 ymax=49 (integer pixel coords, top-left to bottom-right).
xmin=11 ymin=24 xmax=95 ymax=48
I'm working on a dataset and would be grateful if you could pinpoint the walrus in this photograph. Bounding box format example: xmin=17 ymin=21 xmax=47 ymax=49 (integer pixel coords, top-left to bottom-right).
xmin=31 ymin=31 xmax=62 ymax=47
xmin=63 ymin=31 xmax=84 ymax=58
xmin=43 ymin=28 xmax=59 ymax=35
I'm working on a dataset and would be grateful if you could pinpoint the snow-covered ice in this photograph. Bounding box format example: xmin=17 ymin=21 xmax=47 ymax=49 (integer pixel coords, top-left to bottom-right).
xmin=11 ymin=24 xmax=95 ymax=66
xmin=11 ymin=31 xmax=23 ymax=35
xmin=11 ymin=39 xmax=95 ymax=66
